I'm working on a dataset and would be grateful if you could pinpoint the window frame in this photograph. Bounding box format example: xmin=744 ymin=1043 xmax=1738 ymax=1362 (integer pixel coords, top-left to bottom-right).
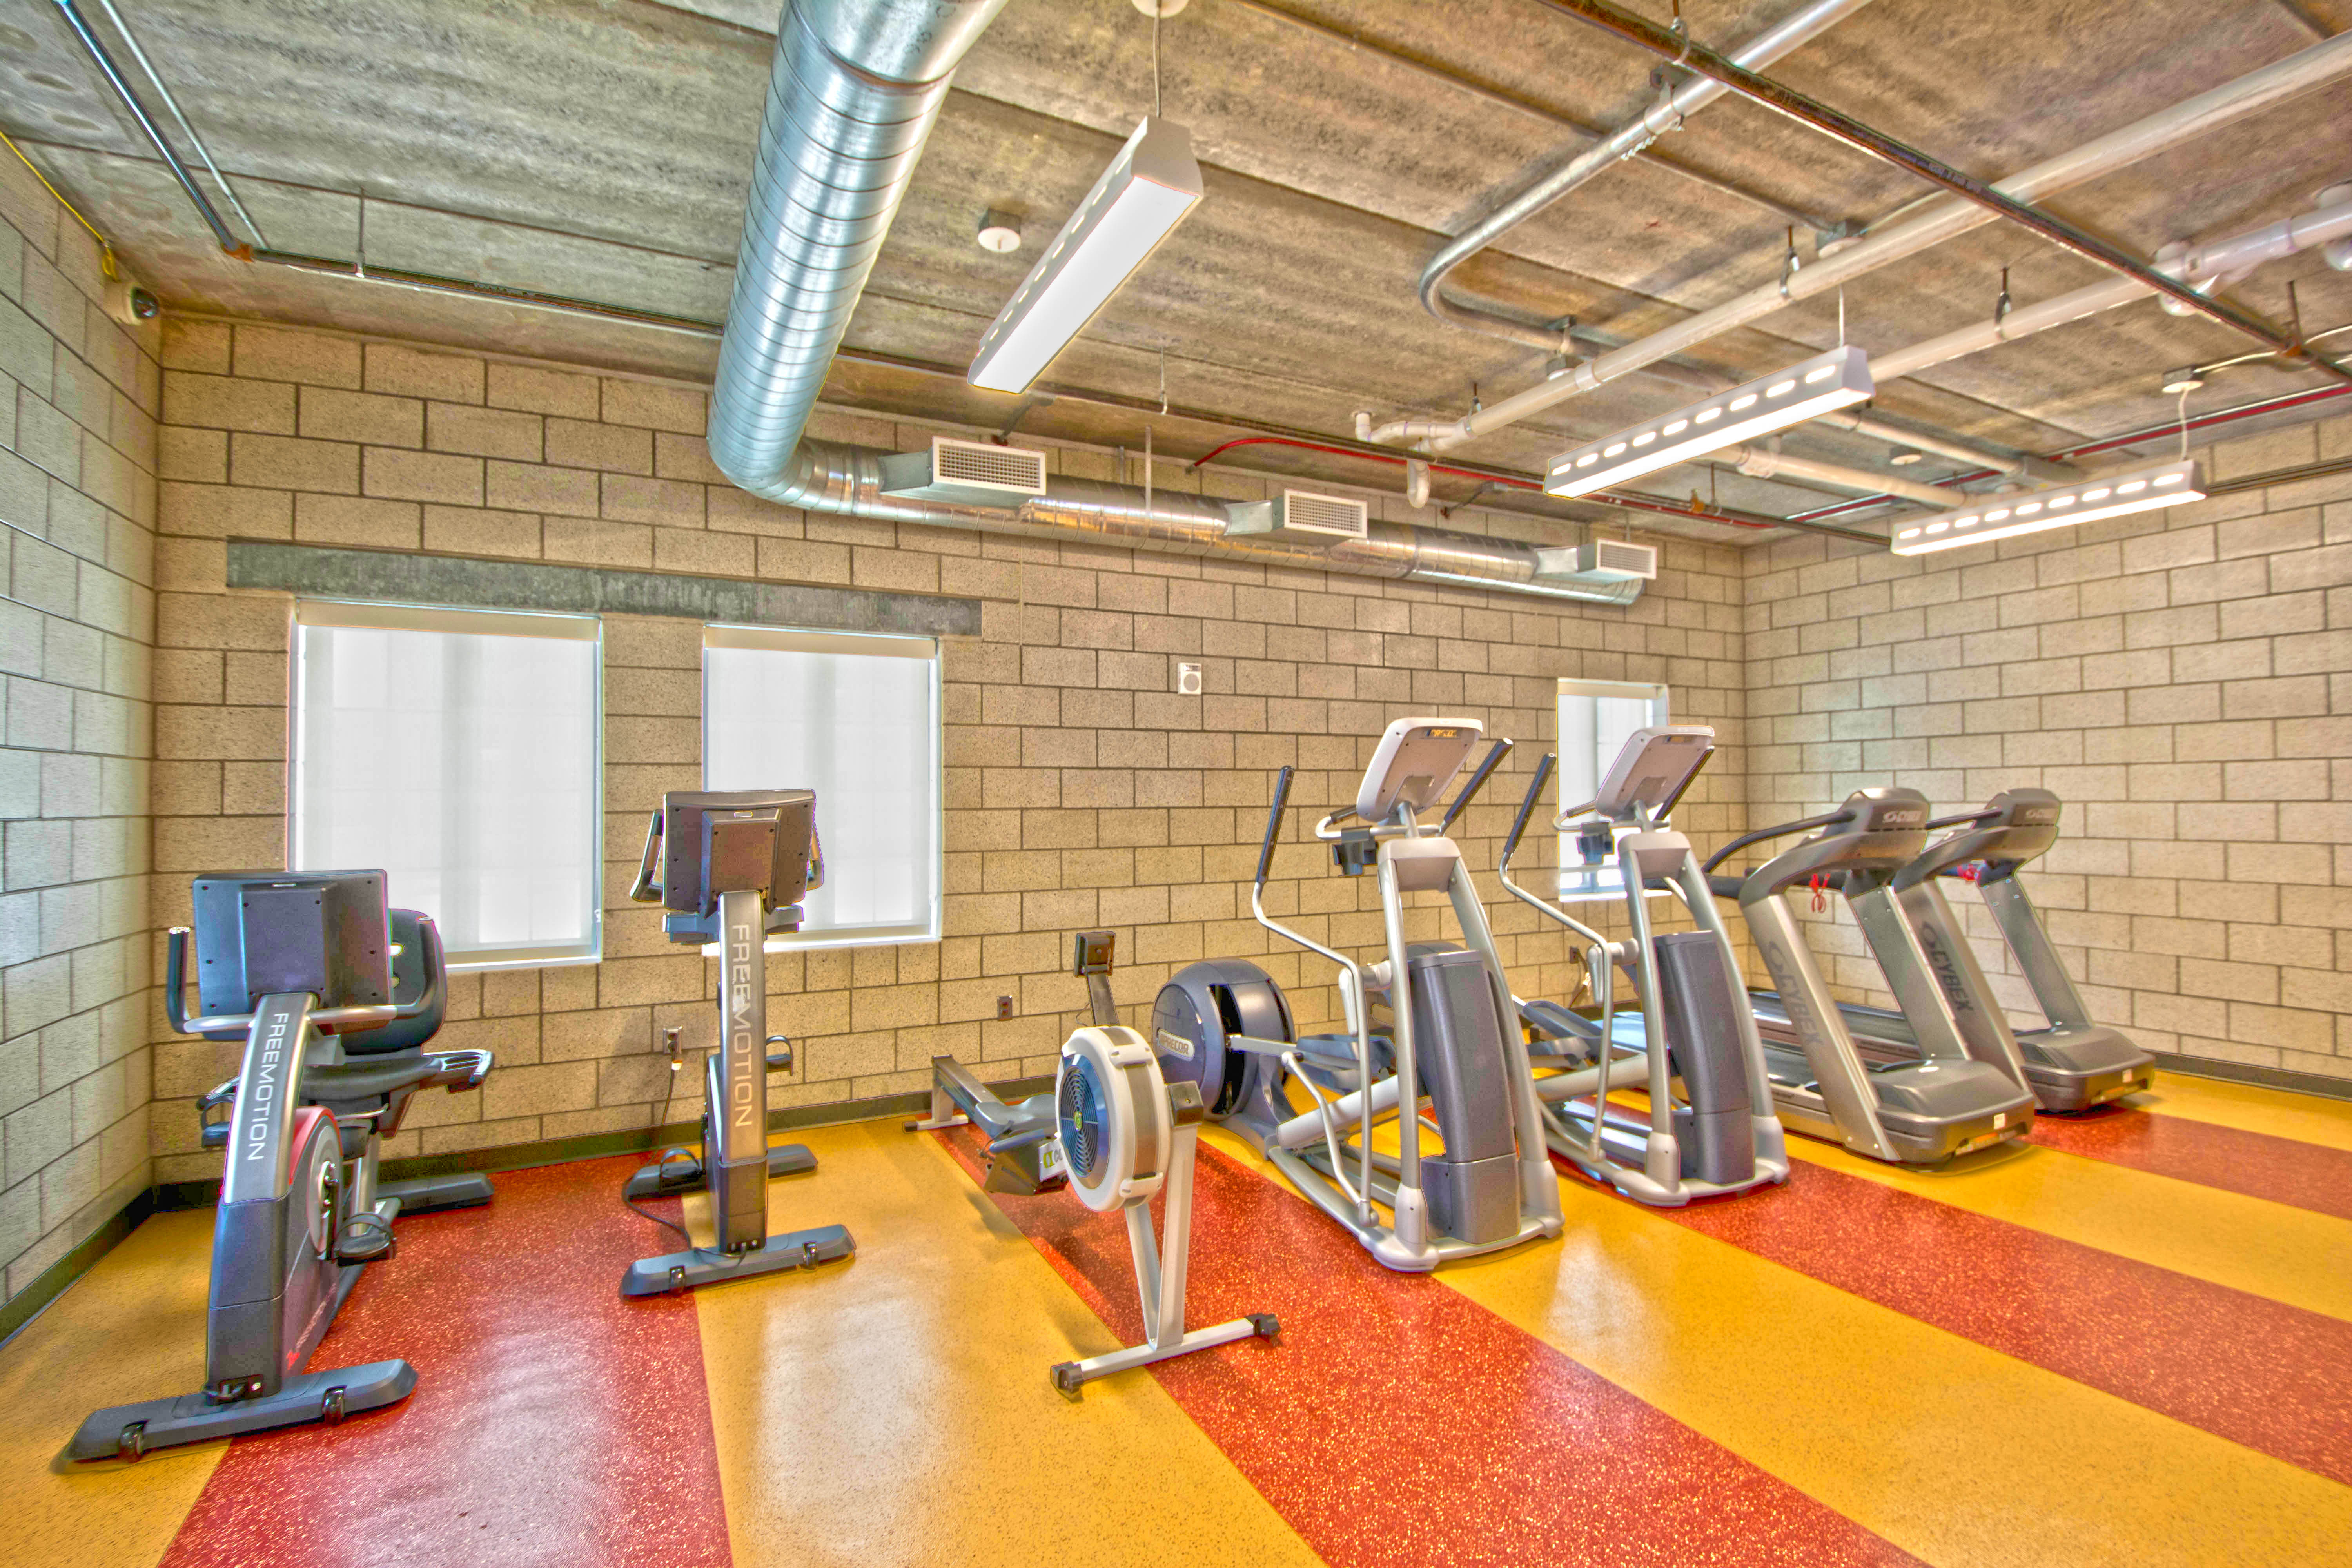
xmin=288 ymin=597 xmax=606 ymax=971
xmin=1553 ymin=676 xmax=1671 ymax=904
xmin=700 ymin=621 xmax=944 ymax=952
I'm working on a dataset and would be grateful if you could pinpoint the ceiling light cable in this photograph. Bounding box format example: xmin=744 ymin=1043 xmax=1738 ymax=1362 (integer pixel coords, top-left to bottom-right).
xmin=0 ymin=126 xmax=116 ymax=276
xmin=1152 ymin=5 xmax=1163 ymax=117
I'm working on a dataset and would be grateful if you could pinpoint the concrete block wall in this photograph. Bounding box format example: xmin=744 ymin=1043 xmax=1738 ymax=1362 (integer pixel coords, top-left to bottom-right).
xmin=1743 ymin=413 xmax=2352 ymax=1080
xmin=0 ymin=167 xmax=162 ymax=1299
xmin=147 ymin=318 xmax=1749 ymax=1189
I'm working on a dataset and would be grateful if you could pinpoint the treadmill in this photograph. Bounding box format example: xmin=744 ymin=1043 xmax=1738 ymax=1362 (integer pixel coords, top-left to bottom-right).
xmin=1743 ymin=790 xmax=2151 ymax=1113
xmin=1709 ymin=788 xmax=2036 ymax=1165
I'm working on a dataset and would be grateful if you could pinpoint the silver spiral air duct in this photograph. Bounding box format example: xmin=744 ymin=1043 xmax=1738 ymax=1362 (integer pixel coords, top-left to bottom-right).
xmin=707 ymin=0 xmax=1641 ymax=606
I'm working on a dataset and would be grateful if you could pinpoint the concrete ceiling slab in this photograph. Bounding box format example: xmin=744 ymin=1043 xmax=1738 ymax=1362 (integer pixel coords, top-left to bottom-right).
xmin=1 ymin=0 xmax=2345 ymax=546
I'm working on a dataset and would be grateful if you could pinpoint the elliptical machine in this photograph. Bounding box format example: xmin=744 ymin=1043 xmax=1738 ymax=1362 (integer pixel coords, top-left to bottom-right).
xmin=1493 ymin=727 xmax=1788 ymax=1205
xmin=1156 ymin=717 xmax=1563 ymax=1272
xmin=69 ymin=871 xmax=485 ymax=1462
xmin=619 ymin=789 xmax=853 ymax=1297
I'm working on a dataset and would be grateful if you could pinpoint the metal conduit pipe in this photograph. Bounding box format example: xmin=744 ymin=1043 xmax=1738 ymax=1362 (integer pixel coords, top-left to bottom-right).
xmin=697 ymin=1 xmax=1644 ymax=604
xmin=1869 ymin=195 xmax=2352 ymax=383
xmin=1419 ymin=0 xmax=1876 ymax=356
xmin=1725 ymin=443 xmax=1968 ymax=508
xmin=1370 ymin=29 xmax=2352 ymax=452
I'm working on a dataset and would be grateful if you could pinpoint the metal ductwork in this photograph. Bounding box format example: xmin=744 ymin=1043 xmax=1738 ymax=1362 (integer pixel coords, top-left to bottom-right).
xmin=705 ymin=0 xmax=1642 ymax=606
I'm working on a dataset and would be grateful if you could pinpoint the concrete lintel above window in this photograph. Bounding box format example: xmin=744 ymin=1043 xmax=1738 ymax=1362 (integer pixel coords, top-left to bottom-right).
xmin=230 ymin=541 xmax=982 ymax=639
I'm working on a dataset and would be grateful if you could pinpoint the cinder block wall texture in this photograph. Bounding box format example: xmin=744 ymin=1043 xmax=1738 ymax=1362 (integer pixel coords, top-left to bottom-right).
xmin=1743 ymin=413 xmax=2352 ymax=1082
xmin=144 ymin=318 xmax=1750 ymax=1197
xmin=0 ymin=172 xmax=161 ymax=1299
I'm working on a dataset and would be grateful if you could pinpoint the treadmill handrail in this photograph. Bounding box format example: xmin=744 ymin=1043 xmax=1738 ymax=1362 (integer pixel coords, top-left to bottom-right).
xmin=1699 ymin=809 xmax=1853 ymax=876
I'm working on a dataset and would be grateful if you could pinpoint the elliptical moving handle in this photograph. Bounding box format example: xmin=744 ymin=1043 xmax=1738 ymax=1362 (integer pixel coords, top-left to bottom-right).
xmin=1499 ymin=753 xmax=1557 ymax=875
xmin=1439 ymin=738 xmax=1513 ymax=834
xmin=1256 ymin=765 xmax=1294 ymax=890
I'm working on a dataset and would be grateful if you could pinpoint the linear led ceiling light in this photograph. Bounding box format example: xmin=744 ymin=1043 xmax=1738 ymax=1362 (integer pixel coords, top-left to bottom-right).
xmin=1890 ymin=459 xmax=2205 ymax=555
xmin=967 ymin=118 xmax=1203 ymax=394
xmin=1545 ymin=345 xmax=1873 ymax=498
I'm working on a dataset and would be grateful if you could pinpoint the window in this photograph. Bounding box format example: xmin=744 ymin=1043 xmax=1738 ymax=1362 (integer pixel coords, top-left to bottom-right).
xmin=292 ymin=601 xmax=603 ymax=968
xmin=702 ymin=624 xmax=942 ymax=947
xmin=1554 ymin=677 xmax=1669 ymax=902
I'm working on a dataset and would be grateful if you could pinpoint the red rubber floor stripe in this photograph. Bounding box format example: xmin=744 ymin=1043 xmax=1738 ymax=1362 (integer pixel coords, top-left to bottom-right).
xmin=938 ymin=1129 xmax=1922 ymax=1568
xmin=2027 ymin=1106 xmax=2352 ymax=1221
xmin=160 ymin=1158 xmax=730 ymax=1568
xmin=1641 ymin=1157 xmax=2352 ymax=1485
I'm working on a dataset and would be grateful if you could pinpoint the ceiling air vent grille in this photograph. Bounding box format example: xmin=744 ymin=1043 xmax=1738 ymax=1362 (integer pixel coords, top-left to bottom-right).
xmin=932 ymin=437 xmax=1048 ymax=495
xmin=1590 ymin=539 xmax=1658 ymax=580
xmin=877 ymin=437 xmax=1048 ymax=508
xmin=1225 ymin=488 xmax=1371 ymax=545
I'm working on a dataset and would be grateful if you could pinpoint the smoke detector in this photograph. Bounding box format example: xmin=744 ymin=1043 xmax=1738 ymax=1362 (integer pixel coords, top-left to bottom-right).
xmin=1888 ymin=451 xmax=1924 ymax=466
xmin=1131 ymin=0 xmax=1187 ymax=13
xmin=976 ymin=209 xmax=1022 ymax=254
xmin=2160 ymin=366 xmax=2206 ymax=395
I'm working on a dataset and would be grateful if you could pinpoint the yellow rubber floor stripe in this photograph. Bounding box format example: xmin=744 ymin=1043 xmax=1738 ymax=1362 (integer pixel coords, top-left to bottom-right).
xmin=2132 ymin=1071 xmax=2352 ymax=1153
xmin=0 ymin=1210 xmax=230 ymax=1568
xmin=692 ymin=1121 xmax=1325 ymax=1568
xmin=1787 ymin=1136 xmax=2352 ymax=1322
xmin=1438 ymin=1171 xmax=2352 ymax=1568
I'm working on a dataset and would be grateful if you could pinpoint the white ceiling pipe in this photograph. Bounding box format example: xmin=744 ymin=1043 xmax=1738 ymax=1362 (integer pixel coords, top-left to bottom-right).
xmin=1364 ymin=30 xmax=2352 ymax=453
xmin=1726 ymin=443 xmax=1969 ymax=508
xmin=1817 ymin=410 xmax=2062 ymax=477
xmin=1870 ymin=196 xmax=2352 ymax=382
xmin=1420 ymin=0 xmax=1877 ymax=356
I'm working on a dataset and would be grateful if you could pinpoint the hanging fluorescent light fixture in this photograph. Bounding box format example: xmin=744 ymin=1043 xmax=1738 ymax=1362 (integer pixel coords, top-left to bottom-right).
xmin=968 ymin=118 xmax=1203 ymax=394
xmin=1889 ymin=459 xmax=2205 ymax=555
xmin=1546 ymin=345 xmax=1873 ymax=498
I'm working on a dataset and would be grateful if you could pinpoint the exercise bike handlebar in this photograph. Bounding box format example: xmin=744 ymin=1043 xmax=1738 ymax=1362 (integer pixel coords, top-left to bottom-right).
xmin=1438 ymin=737 xmax=1513 ymax=834
xmin=162 ymin=914 xmax=446 ymax=1038
xmin=628 ymin=810 xmax=664 ymax=903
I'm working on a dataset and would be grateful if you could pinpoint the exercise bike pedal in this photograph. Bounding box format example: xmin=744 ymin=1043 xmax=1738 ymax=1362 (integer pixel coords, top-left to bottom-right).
xmin=334 ymin=1215 xmax=397 ymax=1263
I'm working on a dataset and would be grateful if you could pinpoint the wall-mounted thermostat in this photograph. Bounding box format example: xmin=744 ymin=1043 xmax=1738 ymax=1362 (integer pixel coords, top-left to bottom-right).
xmin=1177 ymin=662 xmax=1203 ymax=695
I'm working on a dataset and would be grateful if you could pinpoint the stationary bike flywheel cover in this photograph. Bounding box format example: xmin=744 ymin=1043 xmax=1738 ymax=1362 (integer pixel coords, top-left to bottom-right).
xmin=1056 ymin=1026 xmax=1172 ymax=1214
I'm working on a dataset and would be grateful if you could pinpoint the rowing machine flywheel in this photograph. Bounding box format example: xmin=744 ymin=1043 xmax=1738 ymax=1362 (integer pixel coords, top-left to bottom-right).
xmin=1055 ymin=1027 xmax=1172 ymax=1214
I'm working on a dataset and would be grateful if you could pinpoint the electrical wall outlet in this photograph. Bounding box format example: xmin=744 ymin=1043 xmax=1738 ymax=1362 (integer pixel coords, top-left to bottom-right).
xmin=1177 ymin=662 xmax=1203 ymax=695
